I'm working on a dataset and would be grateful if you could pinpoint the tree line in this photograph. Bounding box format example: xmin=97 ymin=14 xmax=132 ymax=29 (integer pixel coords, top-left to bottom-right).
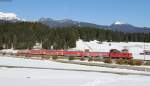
xmin=0 ymin=22 xmax=149 ymax=49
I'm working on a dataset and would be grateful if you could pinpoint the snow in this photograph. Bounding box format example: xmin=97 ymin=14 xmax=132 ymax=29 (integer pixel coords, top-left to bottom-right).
xmin=0 ymin=56 xmax=150 ymax=86
xmin=0 ymin=49 xmax=18 ymax=54
xmin=0 ymin=12 xmax=21 ymax=21
xmin=0 ymin=68 xmax=150 ymax=86
xmin=73 ymin=39 xmax=150 ymax=60
xmin=0 ymin=56 xmax=149 ymax=74
xmin=113 ymin=20 xmax=126 ymax=25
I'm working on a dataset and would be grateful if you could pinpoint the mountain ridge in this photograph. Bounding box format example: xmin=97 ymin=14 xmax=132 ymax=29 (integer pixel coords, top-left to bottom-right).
xmin=38 ymin=18 xmax=150 ymax=33
xmin=0 ymin=12 xmax=150 ymax=33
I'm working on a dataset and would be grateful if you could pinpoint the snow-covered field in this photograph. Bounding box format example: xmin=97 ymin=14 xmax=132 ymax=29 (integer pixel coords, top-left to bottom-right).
xmin=1 ymin=67 xmax=150 ymax=86
xmin=0 ymin=56 xmax=150 ymax=86
xmin=73 ymin=40 xmax=150 ymax=60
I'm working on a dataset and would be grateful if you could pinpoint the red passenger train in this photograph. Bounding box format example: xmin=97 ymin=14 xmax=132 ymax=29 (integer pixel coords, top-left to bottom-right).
xmin=17 ymin=49 xmax=133 ymax=59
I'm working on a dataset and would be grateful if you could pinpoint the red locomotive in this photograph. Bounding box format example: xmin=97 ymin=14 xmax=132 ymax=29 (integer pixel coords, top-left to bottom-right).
xmin=17 ymin=49 xmax=133 ymax=59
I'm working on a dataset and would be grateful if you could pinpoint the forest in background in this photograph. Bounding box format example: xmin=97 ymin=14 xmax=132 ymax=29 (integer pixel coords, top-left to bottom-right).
xmin=0 ymin=22 xmax=150 ymax=49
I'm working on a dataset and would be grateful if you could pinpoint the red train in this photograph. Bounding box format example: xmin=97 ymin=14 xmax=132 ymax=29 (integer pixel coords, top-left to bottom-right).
xmin=17 ymin=49 xmax=133 ymax=59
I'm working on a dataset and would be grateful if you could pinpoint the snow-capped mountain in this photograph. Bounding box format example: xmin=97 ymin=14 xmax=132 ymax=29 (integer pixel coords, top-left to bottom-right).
xmin=109 ymin=21 xmax=150 ymax=33
xmin=0 ymin=12 xmax=21 ymax=22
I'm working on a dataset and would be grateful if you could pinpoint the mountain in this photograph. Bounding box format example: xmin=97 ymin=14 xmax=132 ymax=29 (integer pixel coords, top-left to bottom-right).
xmin=0 ymin=12 xmax=21 ymax=23
xmin=109 ymin=21 xmax=150 ymax=33
xmin=0 ymin=12 xmax=149 ymax=33
xmin=39 ymin=18 xmax=150 ymax=33
xmin=38 ymin=18 xmax=78 ymax=28
xmin=38 ymin=18 xmax=106 ymax=29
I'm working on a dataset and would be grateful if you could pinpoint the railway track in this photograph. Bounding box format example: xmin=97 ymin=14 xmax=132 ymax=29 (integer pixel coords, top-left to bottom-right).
xmin=0 ymin=65 xmax=150 ymax=76
xmin=55 ymin=60 xmax=150 ymax=72
xmin=1 ymin=55 xmax=150 ymax=76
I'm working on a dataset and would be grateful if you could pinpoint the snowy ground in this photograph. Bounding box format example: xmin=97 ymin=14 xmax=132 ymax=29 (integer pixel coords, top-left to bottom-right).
xmin=1 ymin=67 xmax=150 ymax=86
xmin=73 ymin=40 xmax=150 ymax=60
xmin=0 ymin=56 xmax=150 ymax=86
xmin=0 ymin=49 xmax=18 ymax=54
xmin=0 ymin=56 xmax=150 ymax=74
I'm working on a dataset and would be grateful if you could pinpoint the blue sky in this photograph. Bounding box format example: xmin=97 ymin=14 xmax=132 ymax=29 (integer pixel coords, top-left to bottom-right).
xmin=0 ymin=0 xmax=150 ymax=27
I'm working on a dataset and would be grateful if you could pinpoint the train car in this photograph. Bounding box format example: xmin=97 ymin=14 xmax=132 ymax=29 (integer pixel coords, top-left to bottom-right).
xmin=46 ymin=50 xmax=64 ymax=56
xmin=63 ymin=51 xmax=83 ymax=57
xmin=109 ymin=52 xmax=132 ymax=59
xmin=29 ymin=50 xmax=46 ymax=55
xmin=17 ymin=49 xmax=133 ymax=59
xmin=83 ymin=52 xmax=109 ymax=57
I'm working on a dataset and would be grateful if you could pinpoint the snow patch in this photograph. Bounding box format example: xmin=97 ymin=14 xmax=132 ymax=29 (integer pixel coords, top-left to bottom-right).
xmin=113 ymin=20 xmax=126 ymax=25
